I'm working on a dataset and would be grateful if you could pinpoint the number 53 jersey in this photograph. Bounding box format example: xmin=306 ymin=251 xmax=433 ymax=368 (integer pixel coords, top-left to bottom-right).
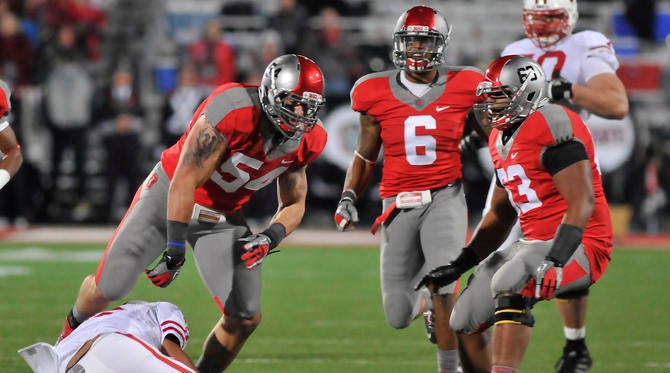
xmin=350 ymin=67 xmax=483 ymax=199
xmin=489 ymin=103 xmax=613 ymax=281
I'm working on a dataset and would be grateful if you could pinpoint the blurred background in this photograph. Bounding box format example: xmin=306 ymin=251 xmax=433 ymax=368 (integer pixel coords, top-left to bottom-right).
xmin=0 ymin=0 xmax=668 ymax=237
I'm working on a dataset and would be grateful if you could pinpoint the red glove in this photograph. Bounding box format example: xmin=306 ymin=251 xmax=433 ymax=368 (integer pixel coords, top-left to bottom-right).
xmin=240 ymin=233 xmax=274 ymax=269
xmin=535 ymin=258 xmax=563 ymax=300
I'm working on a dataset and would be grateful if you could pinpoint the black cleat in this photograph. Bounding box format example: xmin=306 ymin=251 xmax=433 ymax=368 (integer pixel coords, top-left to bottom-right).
xmin=555 ymin=347 xmax=592 ymax=373
xmin=422 ymin=310 xmax=437 ymax=344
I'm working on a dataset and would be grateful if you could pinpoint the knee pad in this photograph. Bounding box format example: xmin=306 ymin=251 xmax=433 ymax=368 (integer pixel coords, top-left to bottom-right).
xmin=493 ymin=294 xmax=534 ymax=327
xmin=555 ymin=287 xmax=589 ymax=300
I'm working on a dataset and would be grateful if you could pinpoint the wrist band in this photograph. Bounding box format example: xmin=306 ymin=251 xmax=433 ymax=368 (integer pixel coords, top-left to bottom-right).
xmin=340 ymin=189 xmax=357 ymax=202
xmin=262 ymin=222 xmax=287 ymax=250
xmin=167 ymin=220 xmax=188 ymax=256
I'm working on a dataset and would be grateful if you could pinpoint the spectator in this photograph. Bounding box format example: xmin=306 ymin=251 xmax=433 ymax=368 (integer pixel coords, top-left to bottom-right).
xmin=99 ymin=112 xmax=143 ymax=223
xmin=96 ymin=65 xmax=143 ymax=122
xmin=186 ymin=18 xmax=236 ymax=89
xmin=302 ymin=7 xmax=363 ymax=110
xmin=160 ymin=63 xmax=207 ymax=150
xmin=41 ymin=24 xmax=94 ymax=220
xmin=268 ymin=0 xmax=309 ymax=55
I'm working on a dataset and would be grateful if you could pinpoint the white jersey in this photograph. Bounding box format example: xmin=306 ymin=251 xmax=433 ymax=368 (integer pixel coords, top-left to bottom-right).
xmin=55 ymin=301 xmax=189 ymax=373
xmin=502 ymin=30 xmax=619 ymax=120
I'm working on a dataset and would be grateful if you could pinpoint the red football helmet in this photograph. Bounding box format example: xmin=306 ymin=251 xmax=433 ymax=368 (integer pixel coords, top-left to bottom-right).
xmin=523 ymin=0 xmax=579 ymax=49
xmin=473 ymin=55 xmax=547 ymax=130
xmin=259 ymin=54 xmax=325 ymax=139
xmin=392 ymin=6 xmax=451 ymax=72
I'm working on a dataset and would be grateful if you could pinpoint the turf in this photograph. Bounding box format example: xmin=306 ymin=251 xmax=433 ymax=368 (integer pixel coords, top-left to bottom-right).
xmin=0 ymin=243 xmax=668 ymax=372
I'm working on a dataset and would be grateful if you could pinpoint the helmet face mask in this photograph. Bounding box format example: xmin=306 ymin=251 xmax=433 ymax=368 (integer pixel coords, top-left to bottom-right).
xmin=392 ymin=6 xmax=451 ymax=72
xmin=259 ymin=54 xmax=325 ymax=139
xmin=523 ymin=0 xmax=578 ymax=48
xmin=473 ymin=56 xmax=547 ymax=130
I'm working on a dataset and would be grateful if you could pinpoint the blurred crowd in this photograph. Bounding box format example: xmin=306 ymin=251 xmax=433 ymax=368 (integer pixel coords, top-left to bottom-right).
xmin=0 ymin=0 xmax=668 ymax=234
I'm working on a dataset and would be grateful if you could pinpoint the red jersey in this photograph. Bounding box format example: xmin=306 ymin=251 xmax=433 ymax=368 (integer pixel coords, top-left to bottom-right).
xmin=489 ymin=104 xmax=612 ymax=279
xmin=161 ymin=83 xmax=327 ymax=214
xmin=350 ymin=67 xmax=483 ymax=199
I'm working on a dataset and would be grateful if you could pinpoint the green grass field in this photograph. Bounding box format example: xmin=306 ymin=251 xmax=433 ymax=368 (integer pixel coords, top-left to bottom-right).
xmin=1 ymin=243 xmax=669 ymax=372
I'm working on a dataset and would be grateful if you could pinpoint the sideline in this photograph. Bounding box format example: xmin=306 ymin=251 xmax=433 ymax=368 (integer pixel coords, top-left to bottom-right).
xmin=1 ymin=225 xmax=668 ymax=249
xmin=0 ymin=225 xmax=380 ymax=247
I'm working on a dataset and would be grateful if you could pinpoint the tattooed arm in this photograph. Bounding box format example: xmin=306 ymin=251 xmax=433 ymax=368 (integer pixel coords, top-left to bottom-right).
xmin=269 ymin=165 xmax=309 ymax=236
xmin=167 ymin=114 xmax=228 ymax=223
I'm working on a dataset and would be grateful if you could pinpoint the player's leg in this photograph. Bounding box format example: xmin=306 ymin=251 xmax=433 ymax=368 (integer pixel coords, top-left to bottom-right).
xmin=552 ymin=246 xmax=596 ymax=373
xmin=60 ymin=164 xmax=169 ymax=340
xmin=190 ymin=221 xmax=260 ymax=372
xmin=420 ymin=185 xmax=470 ymax=372
xmin=379 ymin=197 xmax=423 ymax=330
xmin=555 ymin=293 xmax=592 ymax=373
xmin=488 ymin=242 xmax=546 ymax=372
xmin=450 ymin=245 xmax=521 ymax=372
xmin=71 ymin=332 xmax=196 ymax=372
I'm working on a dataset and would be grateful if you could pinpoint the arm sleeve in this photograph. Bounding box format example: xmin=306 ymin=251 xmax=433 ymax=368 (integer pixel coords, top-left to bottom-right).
xmin=541 ymin=140 xmax=589 ymax=175
xmin=155 ymin=302 xmax=190 ymax=349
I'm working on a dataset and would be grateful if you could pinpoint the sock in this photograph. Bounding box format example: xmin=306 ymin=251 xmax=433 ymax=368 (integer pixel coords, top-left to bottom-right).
xmin=564 ymin=326 xmax=586 ymax=340
xmin=492 ymin=365 xmax=518 ymax=372
xmin=437 ymin=348 xmax=458 ymax=373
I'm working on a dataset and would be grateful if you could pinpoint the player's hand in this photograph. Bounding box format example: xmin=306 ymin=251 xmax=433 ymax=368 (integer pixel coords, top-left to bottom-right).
xmin=547 ymin=77 xmax=573 ymax=101
xmin=459 ymin=133 xmax=486 ymax=155
xmin=240 ymin=233 xmax=277 ymax=269
xmin=415 ymin=263 xmax=460 ymax=292
xmin=334 ymin=190 xmax=358 ymax=231
xmin=535 ymin=258 xmax=563 ymax=300
xmin=145 ymin=249 xmax=185 ymax=288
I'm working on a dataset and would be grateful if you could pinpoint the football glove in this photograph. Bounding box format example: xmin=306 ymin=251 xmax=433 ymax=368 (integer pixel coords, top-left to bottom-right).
xmin=145 ymin=248 xmax=185 ymax=288
xmin=415 ymin=263 xmax=461 ymax=291
xmin=535 ymin=258 xmax=562 ymax=300
xmin=240 ymin=233 xmax=278 ymax=269
xmin=415 ymin=249 xmax=479 ymax=292
xmin=334 ymin=189 xmax=358 ymax=231
xmin=547 ymin=77 xmax=573 ymax=102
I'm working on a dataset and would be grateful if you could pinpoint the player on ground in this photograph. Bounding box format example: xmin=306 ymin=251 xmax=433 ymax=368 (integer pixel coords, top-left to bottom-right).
xmin=20 ymin=301 xmax=195 ymax=372
xmin=417 ymin=55 xmax=613 ymax=373
xmin=494 ymin=1 xmax=628 ymax=371
xmin=58 ymin=54 xmax=327 ymax=372
xmin=334 ymin=6 xmax=490 ymax=372
xmin=0 ymin=79 xmax=23 ymax=191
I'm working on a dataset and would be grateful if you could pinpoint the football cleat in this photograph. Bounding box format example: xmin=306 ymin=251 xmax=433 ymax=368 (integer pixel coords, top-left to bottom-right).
xmin=423 ymin=310 xmax=437 ymax=344
xmin=555 ymin=346 xmax=592 ymax=373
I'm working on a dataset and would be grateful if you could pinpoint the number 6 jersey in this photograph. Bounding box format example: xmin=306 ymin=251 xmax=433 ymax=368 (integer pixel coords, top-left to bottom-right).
xmin=350 ymin=67 xmax=483 ymax=198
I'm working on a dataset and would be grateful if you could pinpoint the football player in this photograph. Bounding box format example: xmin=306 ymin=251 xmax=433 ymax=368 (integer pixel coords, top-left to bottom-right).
xmin=0 ymin=79 xmax=23 ymax=191
xmin=417 ymin=55 xmax=614 ymax=373
xmin=481 ymin=1 xmax=628 ymax=371
xmin=334 ymin=6 xmax=490 ymax=373
xmin=58 ymin=54 xmax=328 ymax=372
xmin=20 ymin=301 xmax=195 ymax=372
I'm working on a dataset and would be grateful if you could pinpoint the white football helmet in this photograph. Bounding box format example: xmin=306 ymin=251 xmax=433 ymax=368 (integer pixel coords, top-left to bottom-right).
xmin=523 ymin=0 xmax=579 ymax=48
xmin=259 ymin=54 xmax=325 ymax=139
xmin=392 ymin=6 xmax=451 ymax=72
xmin=473 ymin=55 xmax=548 ymax=130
